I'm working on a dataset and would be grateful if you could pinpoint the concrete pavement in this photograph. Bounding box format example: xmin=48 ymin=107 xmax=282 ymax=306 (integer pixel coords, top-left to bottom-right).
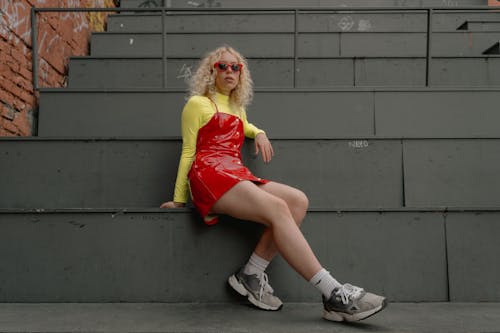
xmin=0 ymin=302 xmax=500 ymax=332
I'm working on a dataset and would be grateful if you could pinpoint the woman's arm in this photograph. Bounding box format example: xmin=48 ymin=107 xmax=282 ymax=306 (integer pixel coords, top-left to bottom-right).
xmin=161 ymin=96 xmax=213 ymax=207
xmin=241 ymin=110 xmax=274 ymax=163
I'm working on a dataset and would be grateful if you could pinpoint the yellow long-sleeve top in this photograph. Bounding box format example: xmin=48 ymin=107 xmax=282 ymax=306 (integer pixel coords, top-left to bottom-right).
xmin=173 ymin=92 xmax=265 ymax=203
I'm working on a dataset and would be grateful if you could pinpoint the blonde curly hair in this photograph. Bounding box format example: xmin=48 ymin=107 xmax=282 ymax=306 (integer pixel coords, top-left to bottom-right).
xmin=188 ymin=45 xmax=254 ymax=110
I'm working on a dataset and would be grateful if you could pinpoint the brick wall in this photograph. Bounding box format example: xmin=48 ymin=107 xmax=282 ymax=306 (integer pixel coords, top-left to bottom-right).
xmin=0 ymin=0 xmax=117 ymax=136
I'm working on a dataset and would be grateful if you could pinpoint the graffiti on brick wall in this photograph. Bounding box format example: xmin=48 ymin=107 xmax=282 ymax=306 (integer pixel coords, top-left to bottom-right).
xmin=138 ymin=0 xmax=221 ymax=7
xmin=0 ymin=0 xmax=116 ymax=136
xmin=0 ymin=0 xmax=31 ymax=42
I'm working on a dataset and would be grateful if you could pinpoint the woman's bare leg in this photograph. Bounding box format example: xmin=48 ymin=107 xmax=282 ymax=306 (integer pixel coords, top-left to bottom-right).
xmin=252 ymin=181 xmax=309 ymax=262
xmin=212 ymin=181 xmax=321 ymax=281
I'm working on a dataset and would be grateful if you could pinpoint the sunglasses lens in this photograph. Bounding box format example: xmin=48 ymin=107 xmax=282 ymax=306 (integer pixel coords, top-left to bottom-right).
xmin=217 ymin=63 xmax=228 ymax=71
xmin=231 ymin=64 xmax=241 ymax=72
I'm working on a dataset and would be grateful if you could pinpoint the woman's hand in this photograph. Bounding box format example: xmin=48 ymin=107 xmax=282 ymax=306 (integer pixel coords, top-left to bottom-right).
xmin=160 ymin=201 xmax=186 ymax=208
xmin=254 ymin=132 xmax=274 ymax=163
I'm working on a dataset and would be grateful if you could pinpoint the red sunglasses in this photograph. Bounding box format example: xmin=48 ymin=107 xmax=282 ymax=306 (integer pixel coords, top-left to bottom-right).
xmin=214 ymin=62 xmax=243 ymax=72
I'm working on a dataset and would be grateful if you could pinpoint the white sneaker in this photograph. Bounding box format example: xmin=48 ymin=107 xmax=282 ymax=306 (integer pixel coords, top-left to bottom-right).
xmin=228 ymin=268 xmax=283 ymax=311
xmin=323 ymin=283 xmax=387 ymax=322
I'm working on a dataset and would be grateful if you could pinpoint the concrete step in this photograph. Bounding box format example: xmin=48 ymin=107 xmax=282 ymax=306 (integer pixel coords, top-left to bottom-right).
xmin=89 ymin=31 xmax=500 ymax=57
xmin=37 ymin=88 xmax=500 ymax=138
xmin=106 ymin=11 xmax=427 ymax=33
xmin=0 ymin=138 xmax=403 ymax=209
xmin=119 ymin=0 xmax=487 ymax=9
xmin=457 ymin=19 xmax=500 ymax=31
xmin=0 ymin=208 xmax=499 ymax=302
xmin=67 ymin=56 xmax=500 ymax=89
xmin=0 ymin=302 xmax=500 ymax=333
xmin=107 ymin=11 xmax=500 ymax=33
xmin=3 ymin=138 xmax=500 ymax=209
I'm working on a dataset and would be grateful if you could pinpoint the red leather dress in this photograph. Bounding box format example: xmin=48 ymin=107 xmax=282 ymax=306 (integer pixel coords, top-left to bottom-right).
xmin=188 ymin=107 xmax=269 ymax=225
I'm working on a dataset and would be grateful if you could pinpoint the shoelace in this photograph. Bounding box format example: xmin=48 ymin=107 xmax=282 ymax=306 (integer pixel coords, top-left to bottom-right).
xmin=257 ymin=272 xmax=273 ymax=300
xmin=335 ymin=283 xmax=364 ymax=305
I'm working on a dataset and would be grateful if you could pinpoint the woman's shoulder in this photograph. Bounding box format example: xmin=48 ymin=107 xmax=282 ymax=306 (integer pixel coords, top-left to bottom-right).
xmin=182 ymin=95 xmax=215 ymax=116
xmin=185 ymin=95 xmax=212 ymax=107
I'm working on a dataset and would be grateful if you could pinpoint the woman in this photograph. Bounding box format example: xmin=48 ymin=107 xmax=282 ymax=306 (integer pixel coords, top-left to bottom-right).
xmin=161 ymin=45 xmax=387 ymax=322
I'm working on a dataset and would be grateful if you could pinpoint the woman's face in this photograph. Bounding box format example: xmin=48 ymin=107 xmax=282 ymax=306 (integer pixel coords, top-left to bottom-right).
xmin=214 ymin=51 xmax=241 ymax=95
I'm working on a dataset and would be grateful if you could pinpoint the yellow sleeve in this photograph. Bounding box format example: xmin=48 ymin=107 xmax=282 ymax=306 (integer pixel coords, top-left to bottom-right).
xmin=172 ymin=96 xmax=214 ymax=203
xmin=241 ymin=109 xmax=265 ymax=139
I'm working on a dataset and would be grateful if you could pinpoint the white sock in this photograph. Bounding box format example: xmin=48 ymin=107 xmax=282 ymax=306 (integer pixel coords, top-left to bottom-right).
xmin=243 ymin=252 xmax=270 ymax=276
xmin=309 ymin=268 xmax=342 ymax=298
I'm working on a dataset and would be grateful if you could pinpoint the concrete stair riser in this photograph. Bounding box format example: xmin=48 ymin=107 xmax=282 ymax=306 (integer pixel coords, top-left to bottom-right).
xmin=119 ymin=0 xmax=487 ymax=9
xmin=107 ymin=11 xmax=500 ymax=33
xmin=67 ymin=57 xmax=500 ymax=88
xmin=0 ymin=210 xmax=451 ymax=302
xmin=38 ymin=90 xmax=500 ymax=138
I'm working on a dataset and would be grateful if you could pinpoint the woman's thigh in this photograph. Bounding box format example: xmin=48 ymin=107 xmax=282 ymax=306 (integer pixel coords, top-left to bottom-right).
xmin=258 ymin=182 xmax=308 ymax=205
xmin=258 ymin=181 xmax=309 ymax=219
xmin=211 ymin=180 xmax=290 ymax=226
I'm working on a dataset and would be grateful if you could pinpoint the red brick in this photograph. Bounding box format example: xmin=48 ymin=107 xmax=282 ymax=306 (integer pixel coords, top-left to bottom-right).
xmin=0 ymin=79 xmax=22 ymax=97
xmin=13 ymin=73 xmax=34 ymax=93
xmin=0 ymin=62 xmax=10 ymax=76
xmin=15 ymin=87 xmax=34 ymax=105
xmin=6 ymin=60 xmax=20 ymax=73
xmin=18 ymin=66 xmax=33 ymax=82
xmin=0 ymin=103 xmax=16 ymax=121
xmin=10 ymin=46 xmax=27 ymax=63
xmin=0 ymin=87 xmax=14 ymax=105
xmin=12 ymin=111 xmax=32 ymax=136
xmin=3 ymin=119 xmax=19 ymax=135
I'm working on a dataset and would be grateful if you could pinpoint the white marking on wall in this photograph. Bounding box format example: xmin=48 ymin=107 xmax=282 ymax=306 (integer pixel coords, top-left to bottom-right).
xmin=177 ymin=63 xmax=193 ymax=82
xmin=348 ymin=140 xmax=369 ymax=149
xmin=338 ymin=16 xmax=355 ymax=31
xmin=358 ymin=19 xmax=372 ymax=32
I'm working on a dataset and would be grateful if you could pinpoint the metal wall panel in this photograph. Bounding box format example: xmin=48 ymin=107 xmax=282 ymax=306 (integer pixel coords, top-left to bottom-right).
xmin=446 ymin=212 xmax=500 ymax=301
xmin=0 ymin=140 xmax=181 ymax=209
xmin=0 ymin=210 xmax=446 ymax=302
xmin=243 ymin=139 xmax=403 ymax=209
xmin=68 ymin=57 xmax=500 ymax=89
xmin=375 ymin=91 xmax=500 ymax=137
xmin=39 ymin=91 xmax=375 ymax=137
xmin=107 ymin=11 xmax=500 ymax=34
xmin=68 ymin=58 xmax=294 ymax=89
xmin=464 ymin=21 xmax=500 ymax=32
xmin=432 ymin=12 xmax=500 ymax=32
xmin=403 ymin=140 xmax=500 ymax=207
xmin=0 ymin=139 xmax=402 ymax=209
xmin=295 ymin=59 xmax=354 ymax=86
xmin=248 ymin=91 xmax=374 ymax=138
xmin=68 ymin=58 xmax=165 ymax=89
xmin=432 ymin=32 xmax=500 ymax=56
xmin=38 ymin=91 xmax=187 ymax=137
xmin=90 ymin=32 xmax=499 ymax=58
xmin=301 ymin=211 xmax=447 ymax=302
xmin=298 ymin=12 xmax=427 ymax=32
xmin=297 ymin=34 xmax=341 ymax=57
xmin=431 ymin=58 xmax=500 ymax=86
xmin=120 ymin=0 xmax=486 ymax=8
xmin=340 ymin=33 xmax=427 ymax=57
xmin=107 ymin=13 xmax=295 ymax=33
xmin=91 ymin=33 xmax=294 ymax=58
xmin=40 ymin=90 xmax=500 ymax=138
xmin=355 ymin=58 xmax=426 ymax=86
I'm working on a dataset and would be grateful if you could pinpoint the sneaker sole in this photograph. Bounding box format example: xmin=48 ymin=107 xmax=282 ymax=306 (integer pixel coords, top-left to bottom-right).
xmin=323 ymin=298 xmax=388 ymax=322
xmin=228 ymin=274 xmax=283 ymax=311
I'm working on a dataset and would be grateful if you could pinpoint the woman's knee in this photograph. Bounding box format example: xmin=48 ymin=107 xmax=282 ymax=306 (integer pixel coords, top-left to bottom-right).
xmin=289 ymin=189 xmax=309 ymax=223
xmin=265 ymin=195 xmax=294 ymax=224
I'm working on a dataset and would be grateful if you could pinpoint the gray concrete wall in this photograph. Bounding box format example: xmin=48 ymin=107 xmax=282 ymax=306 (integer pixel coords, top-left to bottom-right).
xmin=0 ymin=210 xmax=449 ymax=302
